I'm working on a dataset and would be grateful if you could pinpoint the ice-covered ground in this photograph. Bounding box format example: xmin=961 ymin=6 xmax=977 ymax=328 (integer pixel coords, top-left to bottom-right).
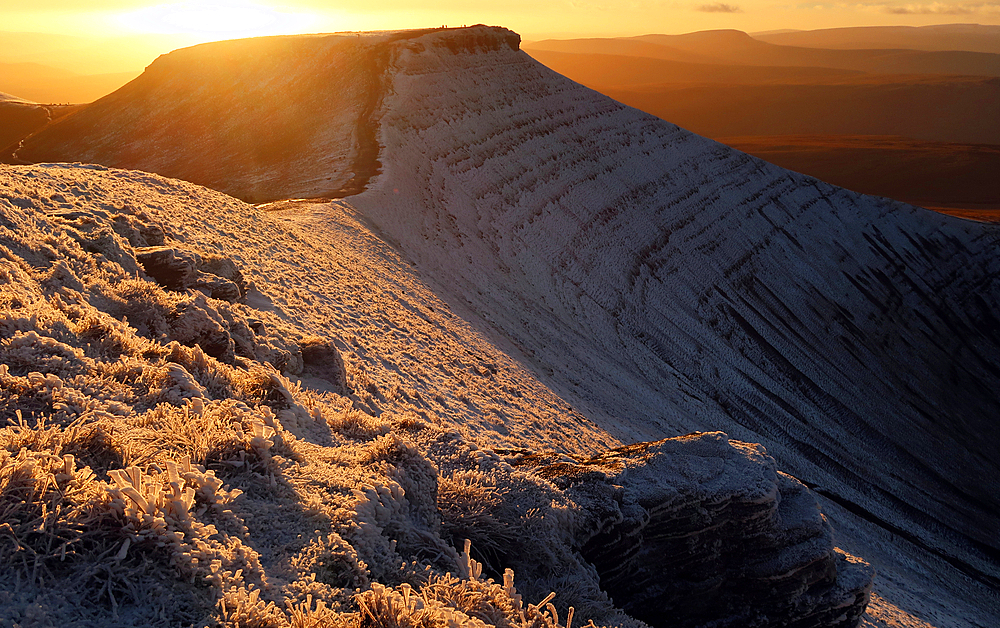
xmin=0 ymin=163 xmax=875 ymax=627
xmin=5 ymin=25 xmax=999 ymax=626
xmin=345 ymin=26 xmax=1000 ymax=625
xmin=0 ymin=163 xmax=636 ymax=626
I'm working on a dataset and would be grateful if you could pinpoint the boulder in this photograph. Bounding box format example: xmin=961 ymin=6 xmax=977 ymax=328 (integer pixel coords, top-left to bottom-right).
xmin=135 ymin=246 xmax=198 ymax=291
xmin=190 ymin=271 xmax=242 ymax=302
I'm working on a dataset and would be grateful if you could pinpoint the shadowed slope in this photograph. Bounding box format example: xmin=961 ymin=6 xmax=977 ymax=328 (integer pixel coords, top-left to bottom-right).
xmin=340 ymin=28 xmax=1000 ymax=588
xmin=0 ymin=100 xmax=47 ymax=157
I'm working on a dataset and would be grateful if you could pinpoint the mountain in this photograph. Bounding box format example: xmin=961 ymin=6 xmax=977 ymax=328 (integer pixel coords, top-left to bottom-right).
xmin=8 ymin=26 xmax=1000 ymax=626
xmin=528 ymin=30 xmax=1000 ymax=77
xmin=0 ymin=61 xmax=137 ymax=104
xmin=349 ymin=28 xmax=1000 ymax=585
xmin=0 ymin=93 xmax=48 ymax=155
xmin=12 ymin=32 xmax=439 ymax=201
xmin=754 ymin=24 xmax=1000 ymax=54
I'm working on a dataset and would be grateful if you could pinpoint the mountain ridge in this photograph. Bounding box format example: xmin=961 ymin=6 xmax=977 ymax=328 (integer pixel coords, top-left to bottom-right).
xmin=5 ymin=26 xmax=1000 ymax=624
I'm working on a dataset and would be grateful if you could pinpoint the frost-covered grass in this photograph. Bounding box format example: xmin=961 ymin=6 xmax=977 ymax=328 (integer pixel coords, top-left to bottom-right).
xmin=0 ymin=163 xmax=633 ymax=627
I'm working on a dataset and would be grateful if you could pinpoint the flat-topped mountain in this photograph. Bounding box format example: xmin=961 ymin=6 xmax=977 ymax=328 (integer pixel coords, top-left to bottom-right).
xmin=8 ymin=26 xmax=1000 ymax=624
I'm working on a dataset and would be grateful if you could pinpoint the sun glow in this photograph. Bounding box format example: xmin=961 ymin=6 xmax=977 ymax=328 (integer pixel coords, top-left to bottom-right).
xmin=115 ymin=1 xmax=318 ymax=41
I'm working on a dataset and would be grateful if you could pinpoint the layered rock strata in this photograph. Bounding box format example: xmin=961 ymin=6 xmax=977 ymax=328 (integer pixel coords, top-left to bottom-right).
xmin=510 ymin=432 xmax=873 ymax=628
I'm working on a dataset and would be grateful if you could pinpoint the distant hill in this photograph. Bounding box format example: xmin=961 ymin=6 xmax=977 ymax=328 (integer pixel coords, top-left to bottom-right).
xmin=527 ymin=30 xmax=1000 ymax=77
xmin=755 ymin=24 xmax=1000 ymax=54
xmin=0 ymin=61 xmax=137 ymax=104
xmin=0 ymin=30 xmax=192 ymax=75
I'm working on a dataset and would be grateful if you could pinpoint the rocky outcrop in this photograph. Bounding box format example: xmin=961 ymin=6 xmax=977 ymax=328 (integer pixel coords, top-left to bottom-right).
xmin=1 ymin=163 xmax=873 ymax=628
xmin=299 ymin=336 xmax=349 ymax=394
xmin=135 ymin=246 xmax=244 ymax=301
xmin=510 ymin=432 xmax=873 ymax=628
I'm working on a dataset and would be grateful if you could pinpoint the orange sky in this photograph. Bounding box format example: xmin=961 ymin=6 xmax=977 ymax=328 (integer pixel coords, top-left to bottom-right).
xmin=4 ymin=0 xmax=1000 ymax=42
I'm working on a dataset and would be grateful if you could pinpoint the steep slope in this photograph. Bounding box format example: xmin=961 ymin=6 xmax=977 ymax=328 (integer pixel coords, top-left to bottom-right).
xmin=0 ymin=97 xmax=48 ymax=157
xmin=0 ymin=163 xmax=874 ymax=628
xmin=8 ymin=26 xmax=1000 ymax=622
xmin=13 ymin=32 xmax=451 ymax=202
xmin=335 ymin=27 xmax=1000 ymax=588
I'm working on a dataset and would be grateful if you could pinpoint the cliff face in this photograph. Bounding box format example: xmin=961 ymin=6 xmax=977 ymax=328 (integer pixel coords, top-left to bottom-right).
xmin=511 ymin=433 xmax=873 ymax=628
xmin=346 ymin=27 xmax=1000 ymax=585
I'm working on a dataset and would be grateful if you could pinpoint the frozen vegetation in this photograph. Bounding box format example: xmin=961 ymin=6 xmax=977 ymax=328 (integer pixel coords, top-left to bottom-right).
xmin=4 ymin=24 xmax=1000 ymax=627
xmin=0 ymin=164 xmax=872 ymax=627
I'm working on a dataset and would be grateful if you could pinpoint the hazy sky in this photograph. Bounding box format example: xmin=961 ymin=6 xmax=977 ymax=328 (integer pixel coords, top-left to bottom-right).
xmin=2 ymin=0 xmax=999 ymax=41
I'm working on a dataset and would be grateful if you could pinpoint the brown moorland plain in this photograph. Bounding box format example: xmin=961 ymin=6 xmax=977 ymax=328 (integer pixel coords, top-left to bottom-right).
xmin=594 ymin=74 xmax=1000 ymax=144
xmin=526 ymin=29 xmax=1000 ymax=221
xmin=718 ymin=135 xmax=1000 ymax=221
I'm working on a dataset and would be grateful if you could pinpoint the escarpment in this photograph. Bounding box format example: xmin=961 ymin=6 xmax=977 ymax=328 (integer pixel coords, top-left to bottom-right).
xmin=350 ymin=26 xmax=1000 ymax=584
xmin=7 ymin=23 xmax=1000 ymax=625
xmin=1 ymin=163 xmax=871 ymax=626
xmin=510 ymin=433 xmax=873 ymax=627
xmin=13 ymin=27 xmax=520 ymax=203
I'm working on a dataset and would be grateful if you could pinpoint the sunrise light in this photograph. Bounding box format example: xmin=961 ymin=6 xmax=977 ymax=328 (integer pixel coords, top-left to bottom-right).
xmin=115 ymin=1 xmax=318 ymax=40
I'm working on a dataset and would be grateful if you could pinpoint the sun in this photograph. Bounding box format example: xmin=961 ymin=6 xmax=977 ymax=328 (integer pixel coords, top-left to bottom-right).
xmin=116 ymin=1 xmax=316 ymax=41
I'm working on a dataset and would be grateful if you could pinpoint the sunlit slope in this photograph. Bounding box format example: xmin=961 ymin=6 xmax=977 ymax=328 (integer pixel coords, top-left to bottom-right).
xmin=13 ymin=32 xmax=440 ymax=202
xmin=343 ymin=28 xmax=1000 ymax=584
